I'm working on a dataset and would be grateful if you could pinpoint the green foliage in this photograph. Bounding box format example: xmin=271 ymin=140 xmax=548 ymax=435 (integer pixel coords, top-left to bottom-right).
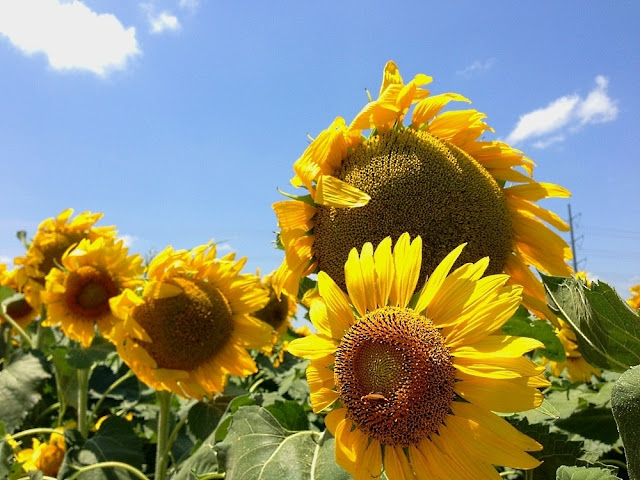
xmin=502 ymin=306 xmax=566 ymax=361
xmin=215 ymin=406 xmax=349 ymax=480
xmin=556 ymin=465 xmax=622 ymax=480
xmin=611 ymin=365 xmax=640 ymax=480
xmin=59 ymin=416 xmax=145 ymax=480
xmin=542 ymin=275 xmax=640 ymax=371
xmin=0 ymin=350 xmax=51 ymax=433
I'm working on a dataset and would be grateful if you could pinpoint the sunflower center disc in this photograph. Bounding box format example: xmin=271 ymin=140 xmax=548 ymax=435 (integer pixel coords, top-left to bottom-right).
xmin=38 ymin=232 xmax=86 ymax=277
xmin=65 ymin=265 xmax=119 ymax=318
xmin=334 ymin=306 xmax=456 ymax=447
xmin=133 ymin=277 xmax=234 ymax=371
xmin=254 ymin=289 xmax=289 ymax=330
xmin=314 ymin=129 xmax=513 ymax=289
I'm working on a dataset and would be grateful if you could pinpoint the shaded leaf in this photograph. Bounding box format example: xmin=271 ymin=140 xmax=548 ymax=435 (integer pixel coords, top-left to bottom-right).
xmin=611 ymin=365 xmax=640 ymax=480
xmin=555 ymin=407 xmax=619 ymax=446
xmin=542 ymin=276 xmax=640 ymax=372
xmin=187 ymin=397 xmax=231 ymax=443
xmin=264 ymin=400 xmax=310 ymax=431
xmin=66 ymin=337 xmax=115 ymax=369
xmin=556 ymin=465 xmax=621 ymax=480
xmin=215 ymin=406 xmax=348 ymax=480
xmin=502 ymin=306 xmax=566 ymax=361
xmin=59 ymin=416 xmax=145 ymax=480
xmin=0 ymin=351 xmax=51 ymax=433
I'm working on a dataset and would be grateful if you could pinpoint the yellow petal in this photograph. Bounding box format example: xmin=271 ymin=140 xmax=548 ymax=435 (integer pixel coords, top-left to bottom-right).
xmin=450 ymin=335 xmax=545 ymax=359
xmin=309 ymin=388 xmax=340 ymax=413
xmin=379 ymin=60 xmax=403 ymax=97
xmin=143 ymin=280 xmax=183 ymax=299
xmin=345 ymin=247 xmax=367 ymax=317
xmin=390 ymin=233 xmax=422 ymax=308
xmin=286 ymin=334 xmax=338 ymax=359
xmin=359 ymin=242 xmax=378 ymax=311
xmin=414 ymin=243 xmax=466 ymax=314
xmin=273 ymin=200 xmax=316 ymax=232
xmin=430 ymin=431 xmax=503 ymax=479
xmin=411 ymin=92 xmax=471 ymax=128
xmin=315 ymin=175 xmax=371 ymax=208
xmin=455 ymin=373 xmax=544 ymax=412
xmin=383 ymin=445 xmax=412 ymax=480
xmin=356 ymin=439 xmax=382 ymax=480
xmin=350 ymin=101 xmax=401 ymax=131
xmin=373 ymin=237 xmax=394 ymax=307
xmin=318 ymin=271 xmax=355 ymax=337
xmin=504 ymin=182 xmax=570 ymax=201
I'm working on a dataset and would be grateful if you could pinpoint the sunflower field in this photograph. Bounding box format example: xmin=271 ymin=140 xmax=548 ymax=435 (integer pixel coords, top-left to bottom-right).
xmin=1 ymin=62 xmax=639 ymax=480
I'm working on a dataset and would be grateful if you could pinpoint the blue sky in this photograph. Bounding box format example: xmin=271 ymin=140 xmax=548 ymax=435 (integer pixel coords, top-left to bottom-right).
xmin=1 ymin=0 xmax=638 ymax=299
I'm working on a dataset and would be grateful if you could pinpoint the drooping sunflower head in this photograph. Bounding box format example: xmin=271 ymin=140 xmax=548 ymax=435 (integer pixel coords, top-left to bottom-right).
xmin=40 ymin=236 xmax=144 ymax=348
xmin=108 ymin=242 xmax=274 ymax=399
xmin=273 ymin=60 xmax=572 ymax=326
xmin=287 ymin=233 xmax=548 ymax=479
xmin=253 ymin=271 xmax=297 ymax=337
xmin=13 ymin=426 xmax=69 ymax=478
xmin=545 ymin=319 xmax=601 ymax=383
xmin=628 ymin=283 xmax=640 ymax=311
xmin=0 ymin=265 xmax=40 ymax=329
xmin=15 ymin=209 xmax=116 ymax=302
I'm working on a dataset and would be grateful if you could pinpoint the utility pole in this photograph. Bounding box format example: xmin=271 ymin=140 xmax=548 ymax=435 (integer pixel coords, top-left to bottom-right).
xmin=567 ymin=204 xmax=584 ymax=272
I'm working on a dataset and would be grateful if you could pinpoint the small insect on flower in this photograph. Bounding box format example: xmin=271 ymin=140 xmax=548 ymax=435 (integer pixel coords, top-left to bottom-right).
xmin=361 ymin=393 xmax=388 ymax=401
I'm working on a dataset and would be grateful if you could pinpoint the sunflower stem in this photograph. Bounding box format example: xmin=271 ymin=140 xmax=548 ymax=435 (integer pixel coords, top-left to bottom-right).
xmin=77 ymin=368 xmax=90 ymax=437
xmin=67 ymin=461 xmax=149 ymax=480
xmin=0 ymin=309 xmax=34 ymax=350
xmin=525 ymin=468 xmax=535 ymax=480
xmin=89 ymin=369 xmax=135 ymax=425
xmin=155 ymin=390 xmax=173 ymax=480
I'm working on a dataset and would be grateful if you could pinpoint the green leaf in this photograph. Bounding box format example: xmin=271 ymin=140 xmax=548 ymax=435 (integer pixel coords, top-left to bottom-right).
xmin=611 ymin=365 xmax=640 ymax=480
xmin=556 ymin=465 xmax=621 ymax=480
xmin=59 ymin=416 xmax=145 ymax=480
xmin=555 ymin=407 xmax=620 ymax=446
xmin=0 ymin=350 xmax=51 ymax=433
xmin=187 ymin=397 xmax=231 ymax=443
xmin=0 ymin=285 xmax=16 ymax=304
xmin=542 ymin=275 xmax=640 ymax=372
xmin=264 ymin=400 xmax=310 ymax=431
xmin=65 ymin=336 xmax=115 ymax=369
xmin=502 ymin=306 xmax=566 ymax=361
xmin=215 ymin=406 xmax=349 ymax=480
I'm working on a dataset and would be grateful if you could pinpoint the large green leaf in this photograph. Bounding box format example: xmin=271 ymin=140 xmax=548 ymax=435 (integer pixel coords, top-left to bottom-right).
xmin=542 ymin=276 xmax=640 ymax=372
xmin=611 ymin=365 xmax=640 ymax=480
xmin=215 ymin=406 xmax=349 ymax=480
xmin=0 ymin=351 xmax=51 ymax=433
xmin=66 ymin=337 xmax=116 ymax=369
xmin=58 ymin=416 xmax=145 ymax=480
xmin=556 ymin=465 xmax=621 ymax=480
xmin=502 ymin=306 xmax=566 ymax=361
xmin=555 ymin=407 xmax=620 ymax=446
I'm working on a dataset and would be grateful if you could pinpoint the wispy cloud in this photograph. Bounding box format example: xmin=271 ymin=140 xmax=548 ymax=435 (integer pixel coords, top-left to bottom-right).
xmin=119 ymin=234 xmax=138 ymax=248
xmin=149 ymin=11 xmax=180 ymax=34
xmin=457 ymin=58 xmax=496 ymax=77
xmin=178 ymin=0 xmax=199 ymax=11
xmin=0 ymin=0 xmax=140 ymax=77
xmin=505 ymin=76 xmax=618 ymax=148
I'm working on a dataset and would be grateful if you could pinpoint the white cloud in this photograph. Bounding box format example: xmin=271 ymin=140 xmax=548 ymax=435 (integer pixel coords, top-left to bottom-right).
xmin=457 ymin=58 xmax=495 ymax=77
xmin=0 ymin=256 xmax=12 ymax=265
xmin=505 ymin=76 xmax=618 ymax=148
xmin=118 ymin=234 xmax=137 ymax=248
xmin=217 ymin=242 xmax=232 ymax=252
xmin=149 ymin=11 xmax=180 ymax=34
xmin=0 ymin=0 xmax=140 ymax=77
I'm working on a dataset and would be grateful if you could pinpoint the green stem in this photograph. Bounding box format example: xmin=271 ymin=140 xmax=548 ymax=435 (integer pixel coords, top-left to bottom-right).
xmin=8 ymin=428 xmax=63 ymax=440
xmin=197 ymin=474 xmax=226 ymax=480
xmin=166 ymin=411 xmax=189 ymax=461
xmin=599 ymin=459 xmax=628 ymax=470
xmin=67 ymin=461 xmax=149 ymax=480
xmin=33 ymin=401 xmax=61 ymax=425
xmin=155 ymin=390 xmax=173 ymax=480
xmin=77 ymin=368 xmax=90 ymax=437
xmin=525 ymin=468 xmax=534 ymax=480
xmin=89 ymin=370 xmax=135 ymax=425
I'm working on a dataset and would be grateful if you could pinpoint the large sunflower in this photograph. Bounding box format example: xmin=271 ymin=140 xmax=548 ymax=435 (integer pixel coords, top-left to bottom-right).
xmin=40 ymin=237 xmax=144 ymax=348
xmin=273 ymin=61 xmax=572 ymax=329
xmin=628 ymin=283 xmax=640 ymax=311
xmin=14 ymin=209 xmax=116 ymax=305
xmin=108 ymin=242 xmax=274 ymax=399
xmin=287 ymin=233 xmax=547 ymax=479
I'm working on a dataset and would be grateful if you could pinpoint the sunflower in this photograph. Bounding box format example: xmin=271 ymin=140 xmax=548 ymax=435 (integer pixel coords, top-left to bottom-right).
xmin=545 ymin=319 xmax=600 ymax=383
xmin=0 ymin=265 xmax=40 ymax=330
xmin=254 ymin=271 xmax=298 ymax=337
xmin=287 ymin=233 xmax=548 ymax=479
xmin=273 ymin=61 xmax=572 ymax=330
xmin=628 ymin=283 xmax=640 ymax=311
xmin=40 ymin=237 xmax=144 ymax=348
xmin=13 ymin=427 xmax=69 ymax=477
xmin=108 ymin=242 xmax=274 ymax=399
xmin=14 ymin=209 xmax=116 ymax=305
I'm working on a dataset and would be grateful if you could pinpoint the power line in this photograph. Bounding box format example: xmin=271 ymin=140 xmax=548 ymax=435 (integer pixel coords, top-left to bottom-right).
xmin=567 ymin=204 xmax=585 ymax=271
